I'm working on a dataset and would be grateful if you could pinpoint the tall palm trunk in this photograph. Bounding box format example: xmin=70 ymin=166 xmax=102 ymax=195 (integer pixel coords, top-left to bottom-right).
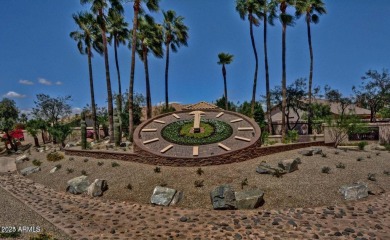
xmin=143 ymin=47 xmax=152 ymax=119
xmin=307 ymin=14 xmax=314 ymax=134
xmin=114 ymin=36 xmax=122 ymax=114
xmin=264 ymin=12 xmax=272 ymax=134
xmin=249 ymin=12 xmax=259 ymax=117
xmin=113 ymin=36 xmax=122 ymax=138
xmin=164 ymin=41 xmax=170 ymax=110
xmin=87 ymin=46 xmax=99 ymax=140
xmin=281 ymin=22 xmax=287 ymax=140
xmin=222 ymin=64 xmax=228 ymax=110
xmin=129 ymin=0 xmax=140 ymax=142
xmin=99 ymin=9 xmax=114 ymax=143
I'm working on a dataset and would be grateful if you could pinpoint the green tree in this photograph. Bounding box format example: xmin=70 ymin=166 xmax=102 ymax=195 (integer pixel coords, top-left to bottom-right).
xmin=128 ymin=0 xmax=160 ymax=142
xmin=48 ymin=124 xmax=73 ymax=147
xmin=214 ymin=95 xmax=237 ymax=111
xmin=162 ymin=10 xmax=189 ymax=110
xmin=0 ymin=98 xmax=19 ymax=151
xmin=135 ymin=15 xmax=163 ymax=119
xmin=236 ymin=0 xmax=262 ymax=116
xmin=217 ymin=52 xmax=234 ymax=110
xmin=81 ymin=0 xmax=124 ymax=143
xmin=295 ymin=0 xmax=326 ymax=134
xmin=19 ymin=113 xmax=28 ymax=124
xmin=32 ymin=94 xmax=72 ymax=126
xmin=276 ymin=0 xmax=295 ymax=140
xmin=107 ymin=8 xmax=129 ymax=115
xmin=26 ymin=119 xmax=41 ymax=147
xmin=353 ymin=69 xmax=390 ymax=122
xmin=70 ymin=11 xmax=103 ymax=140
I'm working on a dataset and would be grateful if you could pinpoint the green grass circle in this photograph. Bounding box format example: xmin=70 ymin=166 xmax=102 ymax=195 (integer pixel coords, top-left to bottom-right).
xmin=161 ymin=119 xmax=233 ymax=145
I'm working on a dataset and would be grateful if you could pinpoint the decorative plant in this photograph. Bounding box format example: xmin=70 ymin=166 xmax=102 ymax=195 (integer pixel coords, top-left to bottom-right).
xmin=321 ymin=166 xmax=331 ymax=174
xmin=196 ymin=168 xmax=204 ymax=176
xmin=194 ymin=180 xmax=204 ymax=188
xmin=154 ymin=166 xmax=161 ymax=173
xmin=335 ymin=162 xmax=345 ymax=169
xmin=32 ymin=159 xmax=42 ymax=166
xmin=46 ymin=152 xmax=64 ymax=162
xmin=240 ymin=178 xmax=248 ymax=189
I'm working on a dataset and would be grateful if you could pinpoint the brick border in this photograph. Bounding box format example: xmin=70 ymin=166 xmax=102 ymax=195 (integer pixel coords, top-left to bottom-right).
xmin=65 ymin=141 xmax=334 ymax=167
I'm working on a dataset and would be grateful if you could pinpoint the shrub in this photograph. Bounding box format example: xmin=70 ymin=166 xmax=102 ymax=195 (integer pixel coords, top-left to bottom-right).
xmin=126 ymin=183 xmax=132 ymax=190
xmin=321 ymin=166 xmax=331 ymax=174
xmin=0 ymin=230 xmax=21 ymax=238
xmin=357 ymin=157 xmax=364 ymax=161
xmin=83 ymin=158 xmax=89 ymax=163
xmin=367 ymin=155 xmax=371 ymax=159
xmin=66 ymin=168 xmax=74 ymax=174
xmin=111 ymin=162 xmax=120 ymax=167
xmin=241 ymin=178 xmax=248 ymax=189
xmin=335 ymin=162 xmax=345 ymax=169
xmin=46 ymin=152 xmax=64 ymax=162
xmin=283 ymin=130 xmax=299 ymax=143
xmin=368 ymin=173 xmax=376 ymax=181
xmin=154 ymin=166 xmax=161 ymax=173
xmin=194 ymin=180 xmax=204 ymax=188
xmin=68 ymin=157 xmax=74 ymax=161
xmin=321 ymin=153 xmax=327 ymax=158
xmin=32 ymin=159 xmax=42 ymax=166
xmin=55 ymin=164 xmax=62 ymax=169
xmin=196 ymin=168 xmax=204 ymax=176
xmin=358 ymin=141 xmax=368 ymax=150
xmin=97 ymin=161 xmax=104 ymax=166
xmin=29 ymin=231 xmax=57 ymax=240
xmin=81 ymin=170 xmax=87 ymax=176
xmin=334 ymin=151 xmax=340 ymax=155
xmin=271 ymin=168 xmax=284 ymax=178
xmin=384 ymin=170 xmax=390 ymax=176
xmin=376 ymin=152 xmax=381 ymax=156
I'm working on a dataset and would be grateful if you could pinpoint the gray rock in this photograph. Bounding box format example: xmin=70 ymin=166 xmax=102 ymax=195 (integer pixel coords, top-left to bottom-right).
xmin=20 ymin=166 xmax=40 ymax=176
xmin=67 ymin=176 xmax=90 ymax=195
xmin=311 ymin=148 xmax=323 ymax=155
xmin=339 ymin=182 xmax=368 ymax=200
xmin=65 ymin=142 xmax=76 ymax=148
xmin=150 ymin=186 xmax=177 ymax=206
xmin=375 ymin=145 xmax=386 ymax=151
xmin=49 ymin=167 xmax=59 ymax=173
xmin=278 ymin=159 xmax=299 ymax=173
xmin=15 ymin=154 xmax=29 ymax=164
xmin=235 ymin=189 xmax=264 ymax=209
xmin=87 ymin=179 xmax=108 ymax=197
xmin=170 ymin=191 xmax=183 ymax=206
xmin=210 ymin=185 xmax=237 ymax=210
xmin=299 ymin=150 xmax=313 ymax=156
xmin=256 ymin=162 xmax=272 ymax=174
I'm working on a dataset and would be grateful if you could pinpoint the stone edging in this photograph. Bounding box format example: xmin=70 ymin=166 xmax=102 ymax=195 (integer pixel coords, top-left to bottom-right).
xmin=65 ymin=141 xmax=334 ymax=167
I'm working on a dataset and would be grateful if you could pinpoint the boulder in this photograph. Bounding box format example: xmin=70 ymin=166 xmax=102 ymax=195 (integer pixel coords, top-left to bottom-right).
xmin=375 ymin=145 xmax=386 ymax=151
xmin=67 ymin=176 xmax=90 ymax=195
xmin=299 ymin=150 xmax=313 ymax=156
xmin=278 ymin=159 xmax=299 ymax=173
xmin=49 ymin=167 xmax=59 ymax=173
xmin=170 ymin=191 xmax=183 ymax=206
xmin=87 ymin=179 xmax=108 ymax=197
xmin=235 ymin=189 xmax=264 ymax=209
xmin=339 ymin=182 xmax=368 ymax=200
xmin=20 ymin=166 xmax=40 ymax=176
xmin=311 ymin=148 xmax=323 ymax=155
xmin=150 ymin=186 xmax=177 ymax=206
xmin=210 ymin=185 xmax=237 ymax=210
xmin=15 ymin=154 xmax=29 ymax=164
xmin=256 ymin=162 xmax=273 ymax=174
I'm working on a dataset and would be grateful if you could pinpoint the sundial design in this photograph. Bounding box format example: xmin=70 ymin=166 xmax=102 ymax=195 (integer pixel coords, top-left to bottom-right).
xmin=134 ymin=109 xmax=261 ymax=158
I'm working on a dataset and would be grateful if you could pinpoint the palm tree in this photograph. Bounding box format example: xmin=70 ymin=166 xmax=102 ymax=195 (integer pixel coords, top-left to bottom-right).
xmin=135 ymin=15 xmax=163 ymax=119
xmin=81 ymin=0 xmax=123 ymax=143
xmin=295 ymin=0 xmax=326 ymax=134
xmin=70 ymin=11 xmax=103 ymax=140
xmin=107 ymin=9 xmax=129 ymax=115
xmin=236 ymin=0 xmax=262 ymax=117
xmin=277 ymin=0 xmax=295 ymax=140
xmin=162 ymin=10 xmax=189 ymax=110
xmin=128 ymin=0 xmax=159 ymax=141
xmin=217 ymin=53 xmax=234 ymax=110
xmin=258 ymin=0 xmax=277 ymax=134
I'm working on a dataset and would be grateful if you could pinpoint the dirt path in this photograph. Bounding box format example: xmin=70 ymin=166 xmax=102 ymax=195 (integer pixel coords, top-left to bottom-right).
xmin=1 ymin=173 xmax=389 ymax=239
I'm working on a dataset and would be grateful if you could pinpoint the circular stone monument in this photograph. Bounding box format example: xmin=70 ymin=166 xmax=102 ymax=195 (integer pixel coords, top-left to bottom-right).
xmin=134 ymin=109 xmax=261 ymax=159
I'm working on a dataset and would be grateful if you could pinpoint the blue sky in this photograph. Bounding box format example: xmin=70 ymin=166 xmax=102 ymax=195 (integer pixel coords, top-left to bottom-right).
xmin=1 ymin=1 xmax=390 ymax=116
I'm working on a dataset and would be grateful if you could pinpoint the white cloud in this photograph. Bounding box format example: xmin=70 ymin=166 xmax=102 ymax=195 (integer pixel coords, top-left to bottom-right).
xmin=19 ymin=79 xmax=34 ymax=85
xmin=3 ymin=91 xmax=26 ymax=98
xmin=38 ymin=78 xmax=52 ymax=85
xmin=72 ymin=107 xmax=82 ymax=115
xmin=55 ymin=81 xmax=63 ymax=85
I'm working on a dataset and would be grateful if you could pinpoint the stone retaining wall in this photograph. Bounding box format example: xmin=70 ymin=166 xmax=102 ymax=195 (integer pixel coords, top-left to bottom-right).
xmin=65 ymin=141 xmax=334 ymax=167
